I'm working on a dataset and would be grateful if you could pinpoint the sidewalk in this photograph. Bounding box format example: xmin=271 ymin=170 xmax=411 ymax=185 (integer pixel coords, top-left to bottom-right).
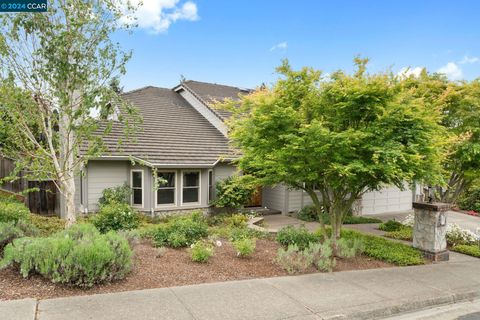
xmin=2 ymin=254 xmax=480 ymax=320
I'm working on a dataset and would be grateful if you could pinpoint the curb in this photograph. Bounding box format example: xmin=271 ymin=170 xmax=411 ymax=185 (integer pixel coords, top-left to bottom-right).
xmin=322 ymin=290 xmax=480 ymax=319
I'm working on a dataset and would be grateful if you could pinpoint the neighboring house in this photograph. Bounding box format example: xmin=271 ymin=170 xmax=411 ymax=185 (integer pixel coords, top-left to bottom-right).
xmin=73 ymin=80 xmax=417 ymax=217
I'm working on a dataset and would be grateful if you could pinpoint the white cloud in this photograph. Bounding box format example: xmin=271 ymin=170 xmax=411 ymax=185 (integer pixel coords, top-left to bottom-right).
xmin=120 ymin=0 xmax=198 ymax=34
xmin=437 ymin=62 xmax=463 ymax=80
xmin=397 ymin=66 xmax=423 ymax=79
xmin=459 ymin=55 xmax=479 ymax=64
xmin=270 ymin=41 xmax=288 ymax=52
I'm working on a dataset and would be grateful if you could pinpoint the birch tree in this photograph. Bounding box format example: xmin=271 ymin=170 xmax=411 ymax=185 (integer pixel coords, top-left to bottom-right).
xmin=0 ymin=0 xmax=140 ymax=226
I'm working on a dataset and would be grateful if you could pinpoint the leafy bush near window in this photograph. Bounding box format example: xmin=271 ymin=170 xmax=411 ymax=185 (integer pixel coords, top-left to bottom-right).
xmin=0 ymin=224 xmax=132 ymax=287
xmin=98 ymin=183 xmax=132 ymax=207
xmin=0 ymin=200 xmax=30 ymax=224
xmin=213 ymin=175 xmax=257 ymax=209
xmin=190 ymin=240 xmax=214 ymax=263
xmin=458 ymin=187 xmax=480 ymax=213
xmin=153 ymin=212 xmax=208 ymax=248
xmin=378 ymin=220 xmax=404 ymax=232
xmin=342 ymin=229 xmax=424 ymax=266
xmin=276 ymin=225 xmax=321 ymax=250
xmin=232 ymin=237 xmax=256 ymax=257
xmin=0 ymin=220 xmax=39 ymax=253
xmin=93 ymin=203 xmax=140 ymax=233
xmin=452 ymin=244 xmax=480 ymax=258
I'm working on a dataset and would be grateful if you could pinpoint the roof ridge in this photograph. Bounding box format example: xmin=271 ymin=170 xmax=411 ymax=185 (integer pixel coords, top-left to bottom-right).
xmin=122 ymin=85 xmax=172 ymax=96
xmin=184 ymin=79 xmax=252 ymax=91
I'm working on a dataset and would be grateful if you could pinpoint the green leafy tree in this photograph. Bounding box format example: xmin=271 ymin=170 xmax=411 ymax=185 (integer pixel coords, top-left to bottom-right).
xmin=219 ymin=59 xmax=445 ymax=251
xmin=0 ymin=0 xmax=140 ymax=226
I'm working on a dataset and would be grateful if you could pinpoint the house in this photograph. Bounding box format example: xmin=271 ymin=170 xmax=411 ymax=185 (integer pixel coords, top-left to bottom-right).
xmin=73 ymin=80 xmax=417 ymax=217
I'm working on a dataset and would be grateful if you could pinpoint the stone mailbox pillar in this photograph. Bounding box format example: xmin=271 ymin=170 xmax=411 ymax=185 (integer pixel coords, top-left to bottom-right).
xmin=412 ymin=202 xmax=451 ymax=262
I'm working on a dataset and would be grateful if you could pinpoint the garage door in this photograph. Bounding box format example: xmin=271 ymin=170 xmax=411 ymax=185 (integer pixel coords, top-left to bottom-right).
xmin=361 ymin=186 xmax=413 ymax=215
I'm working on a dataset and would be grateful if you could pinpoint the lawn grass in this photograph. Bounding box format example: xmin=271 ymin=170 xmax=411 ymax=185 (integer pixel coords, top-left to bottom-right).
xmin=342 ymin=229 xmax=424 ymax=266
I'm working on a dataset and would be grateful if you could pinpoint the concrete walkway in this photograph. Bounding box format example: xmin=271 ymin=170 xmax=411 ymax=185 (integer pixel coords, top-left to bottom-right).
xmin=2 ymin=255 xmax=480 ymax=320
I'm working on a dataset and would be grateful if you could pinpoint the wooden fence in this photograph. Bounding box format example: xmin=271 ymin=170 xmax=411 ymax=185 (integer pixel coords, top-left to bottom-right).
xmin=0 ymin=155 xmax=58 ymax=215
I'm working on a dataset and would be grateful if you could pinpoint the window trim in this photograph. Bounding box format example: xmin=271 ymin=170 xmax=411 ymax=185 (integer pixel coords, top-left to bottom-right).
xmin=181 ymin=170 xmax=201 ymax=206
xmin=208 ymin=169 xmax=213 ymax=204
xmin=155 ymin=170 xmax=177 ymax=208
xmin=130 ymin=169 xmax=144 ymax=208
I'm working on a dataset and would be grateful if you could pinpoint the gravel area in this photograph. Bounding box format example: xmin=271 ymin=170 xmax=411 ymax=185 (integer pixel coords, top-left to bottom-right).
xmin=0 ymin=239 xmax=392 ymax=301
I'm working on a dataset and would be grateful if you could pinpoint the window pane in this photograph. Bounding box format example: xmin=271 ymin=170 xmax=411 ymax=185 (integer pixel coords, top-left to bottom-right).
xmin=183 ymin=188 xmax=199 ymax=203
xmin=208 ymin=186 xmax=213 ymax=202
xmin=132 ymin=171 xmax=142 ymax=188
xmin=158 ymin=172 xmax=175 ymax=188
xmin=157 ymin=189 xmax=175 ymax=205
xmin=208 ymin=171 xmax=213 ymax=185
xmin=183 ymin=172 xmax=199 ymax=187
xmin=133 ymin=189 xmax=142 ymax=205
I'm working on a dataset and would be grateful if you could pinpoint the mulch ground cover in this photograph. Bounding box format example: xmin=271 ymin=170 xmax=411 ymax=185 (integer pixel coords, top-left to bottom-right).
xmin=0 ymin=239 xmax=392 ymax=301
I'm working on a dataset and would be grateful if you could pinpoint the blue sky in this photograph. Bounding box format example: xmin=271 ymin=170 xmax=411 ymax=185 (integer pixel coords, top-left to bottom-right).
xmin=117 ymin=0 xmax=480 ymax=91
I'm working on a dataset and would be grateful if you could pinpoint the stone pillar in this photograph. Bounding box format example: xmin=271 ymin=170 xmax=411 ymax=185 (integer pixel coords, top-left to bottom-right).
xmin=412 ymin=202 xmax=451 ymax=262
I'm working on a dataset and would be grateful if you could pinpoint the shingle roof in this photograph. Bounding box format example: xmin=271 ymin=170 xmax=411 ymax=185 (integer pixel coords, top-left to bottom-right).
xmin=93 ymin=86 xmax=237 ymax=167
xmin=181 ymin=80 xmax=252 ymax=120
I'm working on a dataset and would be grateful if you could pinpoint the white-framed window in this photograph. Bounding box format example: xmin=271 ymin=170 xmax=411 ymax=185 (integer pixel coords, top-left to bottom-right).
xmin=156 ymin=171 xmax=176 ymax=206
xmin=131 ymin=169 xmax=144 ymax=207
xmin=79 ymin=170 xmax=84 ymax=206
xmin=208 ymin=170 xmax=213 ymax=203
xmin=181 ymin=170 xmax=201 ymax=205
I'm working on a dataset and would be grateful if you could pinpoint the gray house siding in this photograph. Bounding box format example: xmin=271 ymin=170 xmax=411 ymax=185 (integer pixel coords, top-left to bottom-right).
xmin=262 ymin=185 xmax=287 ymax=213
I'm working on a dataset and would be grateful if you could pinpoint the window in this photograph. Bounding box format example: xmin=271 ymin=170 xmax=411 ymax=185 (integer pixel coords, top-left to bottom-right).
xmin=79 ymin=171 xmax=83 ymax=206
xmin=182 ymin=171 xmax=200 ymax=204
xmin=208 ymin=170 xmax=213 ymax=203
xmin=131 ymin=170 xmax=143 ymax=207
xmin=157 ymin=171 xmax=176 ymax=206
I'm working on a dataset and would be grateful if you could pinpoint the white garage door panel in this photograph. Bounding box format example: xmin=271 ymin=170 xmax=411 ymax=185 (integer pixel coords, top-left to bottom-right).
xmin=361 ymin=186 xmax=413 ymax=215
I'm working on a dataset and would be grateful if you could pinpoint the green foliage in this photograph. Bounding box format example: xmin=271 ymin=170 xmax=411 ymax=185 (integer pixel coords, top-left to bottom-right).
xmin=0 ymin=220 xmax=38 ymax=253
xmin=98 ymin=183 xmax=132 ymax=207
xmin=378 ymin=220 xmax=404 ymax=232
xmin=385 ymin=228 xmax=413 ymax=241
xmin=0 ymin=224 xmax=132 ymax=287
xmin=232 ymin=238 xmax=256 ymax=257
xmin=452 ymin=244 xmax=480 ymax=258
xmin=153 ymin=213 xmax=208 ymax=248
xmin=342 ymin=229 xmax=424 ymax=266
xmin=190 ymin=240 xmax=214 ymax=263
xmin=305 ymin=241 xmax=336 ymax=272
xmin=29 ymin=214 xmax=65 ymax=236
xmin=93 ymin=203 xmax=140 ymax=233
xmin=336 ymin=238 xmax=365 ymax=258
xmin=458 ymin=187 xmax=480 ymax=212
xmin=222 ymin=214 xmax=249 ymax=228
xmin=276 ymin=225 xmax=321 ymax=250
xmin=0 ymin=200 xmax=30 ymax=223
xmin=219 ymin=59 xmax=445 ymax=240
xmin=297 ymin=205 xmax=318 ymax=222
xmin=276 ymin=244 xmax=313 ymax=274
xmin=213 ymin=175 xmax=257 ymax=208
xmin=343 ymin=215 xmax=382 ymax=224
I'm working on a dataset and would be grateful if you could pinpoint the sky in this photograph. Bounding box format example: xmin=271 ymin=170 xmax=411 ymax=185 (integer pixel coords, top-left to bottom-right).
xmin=116 ymin=0 xmax=480 ymax=91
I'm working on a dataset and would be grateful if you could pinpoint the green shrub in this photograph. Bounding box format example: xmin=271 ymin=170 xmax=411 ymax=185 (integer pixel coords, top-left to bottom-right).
xmin=297 ymin=205 xmax=318 ymax=222
xmin=0 ymin=201 xmax=30 ymax=223
xmin=342 ymin=229 xmax=424 ymax=266
xmin=213 ymin=175 xmax=257 ymax=208
xmin=276 ymin=244 xmax=313 ymax=274
xmin=336 ymin=238 xmax=364 ymax=258
xmin=385 ymin=227 xmax=413 ymax=241
xmin=343 ymin=215 xmax=382 ymax=224
xmin=379 ymin=220 xmax=404 ymax=232
xmin=232 ymin=238 xmax=256 ymax=257
xmin=93 ymin=203 xmax=140 ymax=233
xmin=452 ymin=244 xmax=480 ymax=258
xmin=0 ymin=220 xmax=38 ymax=254
xmin=223 ymin=214 xmax=249 ymax=228
xmin=0 ymin=224 xmax=132 ymax=287
xmin=29 ymin=214 xmax=65 ymax=236
xmin=153 ymin=213 xmax=208 ymax=248
xmin=190 ymin=240 xmax=214 ymax=263
xmin=276 ymin=225 xmax=320 ymax=250
xmin=458 ymin=187 xmax=480 ymax=213
xmin=98 ymin=183 xmax=132 ymax=207
xmin=304 ymin=241 xmax=336 ymax=272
